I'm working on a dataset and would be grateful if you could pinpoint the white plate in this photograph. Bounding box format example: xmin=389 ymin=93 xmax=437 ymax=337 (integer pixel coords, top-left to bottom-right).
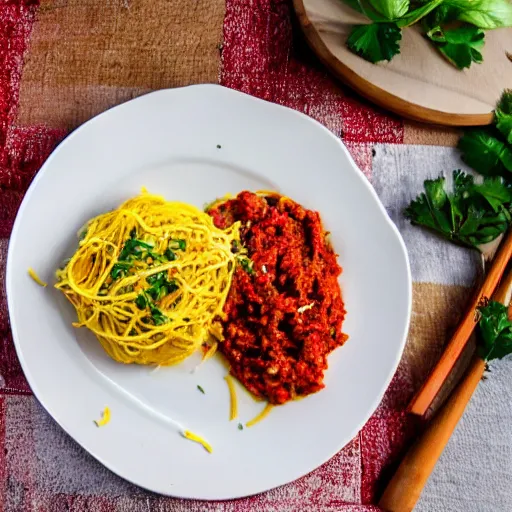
xmin=6 ymin=85 xmax=411 ymax=499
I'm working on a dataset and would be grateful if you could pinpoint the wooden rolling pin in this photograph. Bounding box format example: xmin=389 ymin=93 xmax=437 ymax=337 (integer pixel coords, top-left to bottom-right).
xmin=379 ymin=269 xmax=512 ymax=512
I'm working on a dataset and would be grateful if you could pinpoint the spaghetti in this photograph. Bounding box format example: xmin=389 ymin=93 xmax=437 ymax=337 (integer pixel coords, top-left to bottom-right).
xmin=28 ymin=268 xmax=47 ymax=287
xmin=246 ymin=403 xmax=273 ymax=428
xmin=56 ymin=192 xmax=240 ymax=366
xmin=224 ymin=375 xmax=238 ymax=421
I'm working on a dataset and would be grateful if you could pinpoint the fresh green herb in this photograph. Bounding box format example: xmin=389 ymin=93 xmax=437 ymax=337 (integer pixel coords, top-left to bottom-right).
xmin=217 ymin=144 xmax=222 ymax=149
xmin=495 ymin=89 xmax=512 ymax=144
xmin=148 ymin=302 xmax=168 ymax=325
xmin=397 ymin=0 xmax=444 ymax=27
xmin=165 ymin=248 xmax=177 ymax=261
xmin=405 ymin=170 xmax=512 ymax=249
xmin=197 ymin=385 xmax=205 ymax=394
xmin=110 ymin=261 xmax=132 ymax=280
xmin=135 ymin=293 xmax=148 ymax=310
xmin=453 ymin=0 xmax=512 ymax=30
xmin=169 ymin=239 xmax=186 ymax=251
xmin=238 ymin=256 xmax=255 ymax=275
xmin=458 ymin=130 xmax=512 ymax=176
xmin=367 ymin=0 xmax=409 ymax=20
xmin=146 ymin=272 xmax=179 ymax=301
xmin=342 ymin=0 xmax=512 ymax=68
xmin=118 ymin=237 xmax=154 ymax=262
xmin=478 ymin=300 xmax=512 ymax=361
xmin=426 ymin=25 xmax=484 ymax=69
xmin=238 ymin=423 xmax=244 ymax=430
xmin=135 ymin=292 xmax=167 ymax=325
xmin=456 ymin=91 xmax=512 ymax=179
xmin=346 ymin=22 xmax=402 ymax=63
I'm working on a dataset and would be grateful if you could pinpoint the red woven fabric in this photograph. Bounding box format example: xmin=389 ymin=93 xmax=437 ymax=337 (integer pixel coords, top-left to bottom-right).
xmin=0 ymin=0 xmax=417 ymax=509
xmin=0 ymin=0 xmax=64 ymax=397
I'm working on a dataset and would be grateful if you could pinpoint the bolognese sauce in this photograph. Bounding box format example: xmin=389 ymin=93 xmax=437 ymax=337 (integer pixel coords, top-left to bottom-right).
xmin=208 ymin=191 xmax=347 ymax=405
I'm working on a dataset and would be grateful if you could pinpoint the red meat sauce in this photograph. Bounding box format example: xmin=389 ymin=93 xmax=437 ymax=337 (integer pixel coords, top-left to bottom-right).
xmin=208 ymin=191 xmax=347 ymax=405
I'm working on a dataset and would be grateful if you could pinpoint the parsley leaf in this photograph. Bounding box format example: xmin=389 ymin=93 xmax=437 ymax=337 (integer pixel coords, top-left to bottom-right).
xmin=367 ymin=0 xmax=409 ymax=20
xmin=346 ymin=22 xmax=402 ymax=63
xmin=405 ymin=170 xmax=512 ymax=249
xmin=397 ymin=0 xmax=444 ymax=27
xmin=478 ymin=300 xmax=512 ymax=361
xmin=197 ymin=385 xmax=205 ymax=394
xmin=451 ymin=0 xmax=512 ymax=29
xmin=495 ymin=90 xmax=512 ymax=145
xmin=458 ymin=130 xmax=512 ymax=176
xmin=427 ymin=25 xmax=484 ymax=69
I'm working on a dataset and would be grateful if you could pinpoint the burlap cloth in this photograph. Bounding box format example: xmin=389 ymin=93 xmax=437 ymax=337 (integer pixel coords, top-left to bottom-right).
xmin=0 ymin=1 xmax=510 ymax=510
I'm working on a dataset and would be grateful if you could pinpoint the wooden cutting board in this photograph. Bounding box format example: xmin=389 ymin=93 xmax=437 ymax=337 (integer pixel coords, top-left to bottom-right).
xmin=293 ymin=0 xmax=512 ymax=126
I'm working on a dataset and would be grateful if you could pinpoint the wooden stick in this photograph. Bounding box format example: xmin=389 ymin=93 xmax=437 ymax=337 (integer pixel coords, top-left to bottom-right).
xmin=380 ymin=271 xmax=512 ymax=511
xmin=379 ymin=355 xmax=486 ymax=512
xmin=408 ymin=229 xmax=512 ymax=416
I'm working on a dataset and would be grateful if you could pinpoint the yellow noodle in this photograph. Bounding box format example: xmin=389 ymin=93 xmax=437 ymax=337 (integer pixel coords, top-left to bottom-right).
xmin=182 ymin=430 xmax=213 ymax=453
xmin=224 ymin=375 xmax=238 ymax=421
xmin=202 ymin=341 xmax=218 ymax=362
xmin=28 ymin=268 xmax=47 ymax=287
xmin=246 ymin=403 xmax=273 ymax=428
xmin=56 ymin=192 xmax=239 ymax=366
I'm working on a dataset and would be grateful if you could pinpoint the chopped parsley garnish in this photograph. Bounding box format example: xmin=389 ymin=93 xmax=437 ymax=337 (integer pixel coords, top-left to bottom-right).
xmin=111 ymin=261 xmax=132 ymax=280
xmin=135 ymin=288 xmax=171 ymax=326
xmin=135 ymin=293 xmax=148 ymax=310
xmin=238 ymin=256 xmax=255 ymax=275
xmin=118 ymin=237 xmax=155 ymax=262
xmin=238 ymin=423 xmax=244 ymax=430
xmin=146 ymin=272 xmax=179 ymax=301
xmin=197 ymin=385 xmax=205 ymax=394
xmin=148 ymin=302 xmax=168 ymax=326
xmin=169 ymin=239 xmax=186 ymax=251
xmin=165 ymin=248 xmax=177 ymax=261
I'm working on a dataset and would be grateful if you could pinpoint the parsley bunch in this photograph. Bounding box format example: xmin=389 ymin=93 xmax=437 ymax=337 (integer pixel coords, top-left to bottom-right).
xmin=344 ymin=0 xmax=512 ymax=69
xmin=405 ymin=170 xmax=512 ymax=248
xmin=406 ymin=91 xmax=512 ymax=251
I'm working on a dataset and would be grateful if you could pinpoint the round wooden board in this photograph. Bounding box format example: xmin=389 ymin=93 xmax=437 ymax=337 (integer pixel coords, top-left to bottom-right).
xmin=293 ymin=0 xmax=512 ymax=126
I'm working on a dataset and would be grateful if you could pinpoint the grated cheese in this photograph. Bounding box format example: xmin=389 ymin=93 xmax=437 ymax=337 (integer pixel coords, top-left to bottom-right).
xmin=297 ymin=302 xmax=315 ymax=314
xmin=182 ymin=430 xmax=213 ymax=453
xmin=94 ymin=406 xmax=111 ymax=427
